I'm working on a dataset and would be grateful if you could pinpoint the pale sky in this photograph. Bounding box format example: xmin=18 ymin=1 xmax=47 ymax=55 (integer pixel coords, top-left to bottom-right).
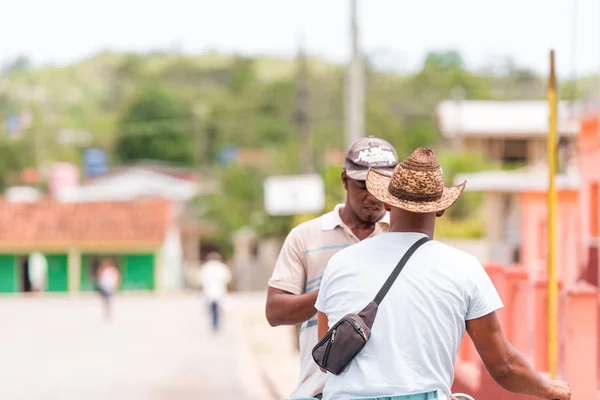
xmin=3 ymin=0 xmax=600 ymax=77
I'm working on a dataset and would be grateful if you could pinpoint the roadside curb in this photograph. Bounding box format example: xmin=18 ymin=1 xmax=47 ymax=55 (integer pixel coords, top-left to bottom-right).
xmin=233 ymin=292 xmax=299 ymax=400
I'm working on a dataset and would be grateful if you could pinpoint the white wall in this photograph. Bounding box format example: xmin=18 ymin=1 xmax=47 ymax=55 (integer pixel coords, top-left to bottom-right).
xmin=441 ymin=238 xmax=491 ymax=265
xmin=159 ymin=225 xmax=184 ymax=290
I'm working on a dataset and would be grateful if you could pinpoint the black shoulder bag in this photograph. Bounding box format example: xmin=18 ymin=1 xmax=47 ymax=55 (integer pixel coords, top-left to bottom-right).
xmin=312 ymin=236 xmax=430 ymax=375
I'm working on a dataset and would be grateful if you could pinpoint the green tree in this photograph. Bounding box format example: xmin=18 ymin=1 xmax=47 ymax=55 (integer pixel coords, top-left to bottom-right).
xmin=201 ymin=164 xmax=292 ymax=256
xmin=436 ymin=150 xmax=495 ymax=219
xmin=409 ymin=51 xmax=491 ymax=105
xmin=228 ymin=56 xmax=256 ymax=93
xmin=321 ymin=165 xmax=345 ymax=211
xmin=103 ymin=53 xmax=146 ymax=111
xmin=115 ymin=84 xmax=195 ymax=165
xmin=0 ymin=139 xmax=34 ymax=191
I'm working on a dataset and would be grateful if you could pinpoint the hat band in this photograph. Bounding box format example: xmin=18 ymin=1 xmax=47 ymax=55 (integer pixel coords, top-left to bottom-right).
xmin=388 ymin=184 xmax=444 ymax=202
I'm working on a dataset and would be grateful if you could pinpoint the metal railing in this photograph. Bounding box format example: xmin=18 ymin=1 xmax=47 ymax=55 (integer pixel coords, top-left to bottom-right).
xmin=451 ymin=394 xmax=475 ymax=400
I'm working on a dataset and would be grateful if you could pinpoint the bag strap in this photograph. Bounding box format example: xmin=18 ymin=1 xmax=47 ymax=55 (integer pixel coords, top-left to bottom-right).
xmin=373 ymin=236 xmax=430 ymax=305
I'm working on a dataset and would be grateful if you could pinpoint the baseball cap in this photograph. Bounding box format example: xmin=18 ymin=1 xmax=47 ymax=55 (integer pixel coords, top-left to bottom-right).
xmin=343 ymin=136 xmax=399 ymax=180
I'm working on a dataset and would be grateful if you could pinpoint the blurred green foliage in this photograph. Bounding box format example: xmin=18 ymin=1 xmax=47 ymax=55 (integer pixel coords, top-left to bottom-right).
xmin=116 ymin=84 xmax=196 ymax=165
xmin=435 ymin=217 xmax=485 ymax=239
xmin=436 ymin=151 xmax=496 ymax=220
xmin=0 ymin=49 xmax=573 ymax=247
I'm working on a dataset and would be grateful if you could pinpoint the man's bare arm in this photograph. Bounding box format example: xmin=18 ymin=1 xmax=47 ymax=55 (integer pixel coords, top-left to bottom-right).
xmin=265 ymin=286 xmax=319 ymax=326
xmin=317 ymin=311 xmax=329 ymax=340
xmin=467 ymin=312 xmax=570 ymax=399
xmin=316 ymin=311 xmax=330 ymax=373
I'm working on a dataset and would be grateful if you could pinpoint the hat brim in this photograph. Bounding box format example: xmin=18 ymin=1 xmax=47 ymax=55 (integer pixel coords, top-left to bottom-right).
xmin=346 ymin=168 xmax=394 ymax=181
xmin=366 ymin=169 xmax=467 ymax=213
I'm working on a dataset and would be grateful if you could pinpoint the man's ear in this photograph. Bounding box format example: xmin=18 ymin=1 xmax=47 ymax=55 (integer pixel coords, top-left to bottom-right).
xmin=436 ymin=209 xmax=446 ymax=218
xmin=341 ymin=170 xmax=349 ymax=191
xmin=383 ymin=203 xmax=391 ymax=212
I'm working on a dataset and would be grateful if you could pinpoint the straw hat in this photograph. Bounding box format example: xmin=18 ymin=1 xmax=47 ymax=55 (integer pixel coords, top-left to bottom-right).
xmin=366 ymin=147 xmax=467 ymax=213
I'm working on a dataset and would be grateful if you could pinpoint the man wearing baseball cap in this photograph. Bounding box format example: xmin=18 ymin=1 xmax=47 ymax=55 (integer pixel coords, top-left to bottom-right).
xmin=266 ymin=136 xmax=399 ymax=399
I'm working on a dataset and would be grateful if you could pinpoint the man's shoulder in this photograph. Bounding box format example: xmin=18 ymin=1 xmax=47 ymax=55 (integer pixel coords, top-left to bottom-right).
xmin=323 ymin=235 xmax=375 ymax=269
xmin=431 ymin=239 xmax=476 ymax=256
xmin=288 ymin=211 xmax=334 ymax=237
xmin=328 ymin=236 xmax=480 ymax=267
xmin=293 ymin=216 xmax=324 ymax=230
xmin=429 ymin=240 xmax=482 ymax=268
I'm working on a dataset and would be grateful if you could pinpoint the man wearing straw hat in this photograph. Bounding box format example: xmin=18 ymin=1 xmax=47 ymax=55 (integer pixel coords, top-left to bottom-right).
xmin=266 ymin=136 xmax=399 ymax=399
xmin=315 ymin=148 xmax=571 ymax=400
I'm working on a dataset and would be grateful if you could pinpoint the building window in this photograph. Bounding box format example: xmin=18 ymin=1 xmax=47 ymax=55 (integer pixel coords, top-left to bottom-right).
xmin=558 ymin=138 xmax=569 ymax=174
xmin=538 ymin=220 xmax=547 ymax=260
xmin=512 ymin=247 xmax=521 ymax=264
xmin=502 ymin=139 xmax=528 ymax=165
xmin=592 ymin=181 xmax=599 ymax=237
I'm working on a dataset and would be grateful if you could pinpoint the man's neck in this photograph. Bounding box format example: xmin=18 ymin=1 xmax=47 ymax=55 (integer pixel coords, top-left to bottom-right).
xmin=388 ymin=221 xmax=434 ymax=239
xmin=339 ymin=204 xmax=378 ymax=240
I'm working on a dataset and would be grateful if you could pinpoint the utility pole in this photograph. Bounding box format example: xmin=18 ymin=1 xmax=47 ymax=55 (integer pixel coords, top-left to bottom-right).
xmin=32 ymin=91 xmax=47 ymax=184
xmin=295 ymin=34 xmax=312 ymax=173
xmin=344 ymin=0 xmax=365 ymax=149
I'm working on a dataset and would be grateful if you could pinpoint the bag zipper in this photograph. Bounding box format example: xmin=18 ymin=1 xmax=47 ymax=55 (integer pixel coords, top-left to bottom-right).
xmin=347 ymin=318 xmax=367 ymax=341
xmin=314 ymin=317 xmax=345 ymax=348
xmin=322 ymin=328 xmax=336 ymax=367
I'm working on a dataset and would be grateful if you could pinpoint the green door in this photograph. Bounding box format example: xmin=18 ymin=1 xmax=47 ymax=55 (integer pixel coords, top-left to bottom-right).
xmin=80 ymin=255 xmax=95 ymax=291
xmin=46 ymin=254 xmax=68 ymax=292
xmin=0 ymin=255 xmax=17 ymax=293
xmin=122 ymin=254 xmax=155 ymax=291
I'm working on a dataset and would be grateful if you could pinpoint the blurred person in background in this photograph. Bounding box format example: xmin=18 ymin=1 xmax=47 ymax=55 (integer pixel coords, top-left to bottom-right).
xmin=28 ymin=252 xmax=47 ymax=293
xmin=199 ymin=251 xmax=232 ymax=333
xmin=265 ymin=137 xmax=399 ymax=399
xmin=96 ymin=258 xmax=121 ymax=321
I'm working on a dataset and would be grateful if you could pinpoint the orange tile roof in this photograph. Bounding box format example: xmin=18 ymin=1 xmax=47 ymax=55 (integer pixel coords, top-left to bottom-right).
xmin=0 ymin=199 xmax=171 ymax=248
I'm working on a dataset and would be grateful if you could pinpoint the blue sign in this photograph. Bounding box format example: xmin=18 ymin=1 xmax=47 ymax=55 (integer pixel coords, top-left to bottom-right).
xmin=83 ymin=147 xmax=107 ymax=178
xmin=5 ymin=113 xmax=20 ymax=135
xmin=217 ymin=146 xmax=239 ymax=165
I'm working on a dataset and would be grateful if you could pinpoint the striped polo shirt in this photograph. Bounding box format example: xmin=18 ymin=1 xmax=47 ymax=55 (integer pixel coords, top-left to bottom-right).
xmin=268 ymin=204 xmax=389 ymax=398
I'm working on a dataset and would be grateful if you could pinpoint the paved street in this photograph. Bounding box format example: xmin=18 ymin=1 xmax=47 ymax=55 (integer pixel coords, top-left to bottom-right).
xmin=0 ymin=293 xmax=282 ymax=400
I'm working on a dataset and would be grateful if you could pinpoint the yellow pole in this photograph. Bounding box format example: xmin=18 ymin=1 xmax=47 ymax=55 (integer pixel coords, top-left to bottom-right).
xmin=547 ymin=49 xmax=559 ymax=379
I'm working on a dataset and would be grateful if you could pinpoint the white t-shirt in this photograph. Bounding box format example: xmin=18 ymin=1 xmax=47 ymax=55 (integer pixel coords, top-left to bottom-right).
xmin=98 ymin=267 xmax=119 ymax=292
xmin=315 ymin=232 xmax=503 ymax=400
xmin=200 ymin=260 xmax=232 ymax=301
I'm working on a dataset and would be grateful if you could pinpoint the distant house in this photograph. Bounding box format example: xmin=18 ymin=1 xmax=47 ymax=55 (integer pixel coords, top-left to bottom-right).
xmin=5 ymin=186 xmax=42 ymax=203
xmin=435 ymin=100 xmax=580 ymax=165
xmin=453 ymin=108 xmax=600 ymax=287
xmin=435 ymin=99 xmax=583 ymax=267
xmin=454 ymin=164 xmax=580 ymax=272
xmin=100 ymin=160 xmax=204 ymax=182
xmin=54 ymin=168 xmax=214 ymax=273
xmin=56 ymin=168 xmax=204 ymax=204
xmin=0 ymin=199 xmax=176 ymax=294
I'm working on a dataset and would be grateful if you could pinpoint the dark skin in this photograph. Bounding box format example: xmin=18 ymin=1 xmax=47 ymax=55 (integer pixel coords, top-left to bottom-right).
xmin=339 ymin=171 xmax=386 ymax=239
xmin=317 ymin=205 xmax=571 ymax=400
xmin=265 ymin=171 xmax=385 ymax=327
